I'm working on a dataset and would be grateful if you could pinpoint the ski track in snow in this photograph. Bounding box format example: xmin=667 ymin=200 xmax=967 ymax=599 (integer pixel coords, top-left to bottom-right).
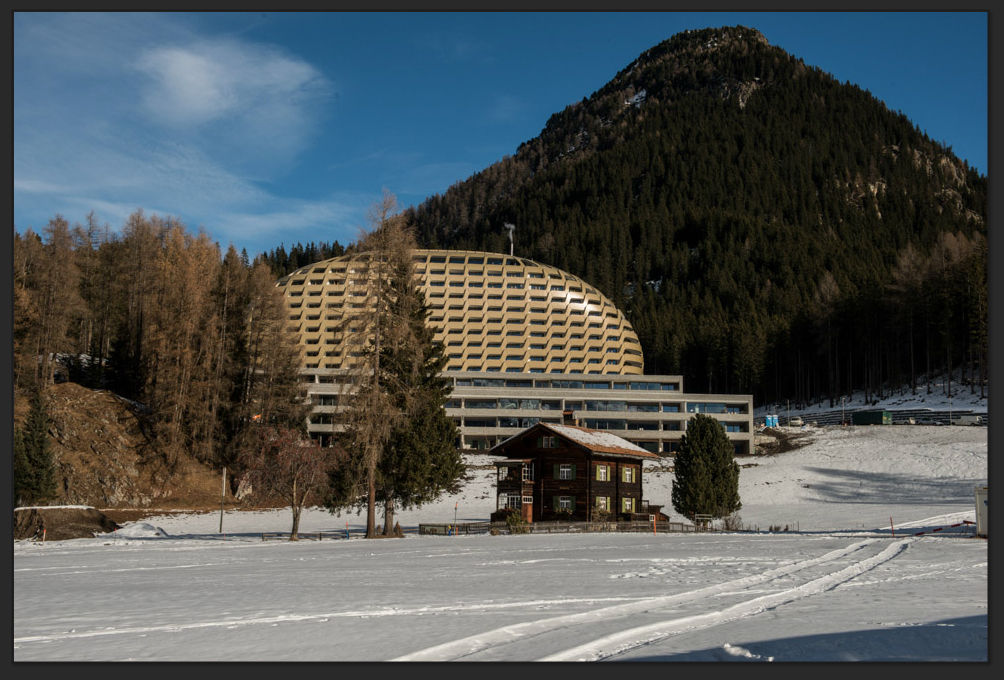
xmin=538 ymin=538 xmax=912 ymax=661
xmin=12 ymin=596 xmax=641 ymax=646
xmin=393 ymin=537 xmax=889 ymax=661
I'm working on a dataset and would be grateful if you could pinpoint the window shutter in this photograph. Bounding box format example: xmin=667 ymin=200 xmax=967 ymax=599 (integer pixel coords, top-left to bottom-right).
xmin=553 ymin=463 xmax=560 ymax=479
xmin=570 ymin=496 xmax=576 ymax=510
xmin=537 ymin=437 xmax=542 ymax=448
xmin=570 ymin=463 xmax=577 ymax=480
xmin=552 ymin=495 xmax=559 ymax=511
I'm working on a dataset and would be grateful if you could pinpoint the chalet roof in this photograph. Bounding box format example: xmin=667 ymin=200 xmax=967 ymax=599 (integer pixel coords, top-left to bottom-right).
xmin=490 ymin=422 xmax=661 ymax=460
xmin=542 ymin=423 xmax=660 ymax=459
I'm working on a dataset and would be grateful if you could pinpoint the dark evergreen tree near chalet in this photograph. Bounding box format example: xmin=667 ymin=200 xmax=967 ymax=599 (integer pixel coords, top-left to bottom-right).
xmin=404 ymin=26 xmax=987 ymax=407
xmin=671 ymin=414 xmax=741 ymax=519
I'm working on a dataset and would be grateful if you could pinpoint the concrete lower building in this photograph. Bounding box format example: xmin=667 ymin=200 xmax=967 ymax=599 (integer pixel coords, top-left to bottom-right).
xmin=302 ymin=368 xmax=753 ymax=456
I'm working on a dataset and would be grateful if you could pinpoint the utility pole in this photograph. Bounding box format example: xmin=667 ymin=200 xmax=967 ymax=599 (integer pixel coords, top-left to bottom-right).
xmin=219 ymin=466 xmax=227 ymax=534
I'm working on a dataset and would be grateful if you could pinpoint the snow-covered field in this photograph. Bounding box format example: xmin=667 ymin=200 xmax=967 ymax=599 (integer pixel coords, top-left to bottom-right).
xmin=14 ymin=425 xmax=987 ymax=661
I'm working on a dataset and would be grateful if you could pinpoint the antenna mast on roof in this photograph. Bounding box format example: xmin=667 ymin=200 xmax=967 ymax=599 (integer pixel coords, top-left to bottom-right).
xmin=504 ymin=223 xmax=515 ymax=256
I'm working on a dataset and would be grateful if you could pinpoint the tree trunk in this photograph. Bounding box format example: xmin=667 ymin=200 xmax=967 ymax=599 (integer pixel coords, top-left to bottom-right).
xmin=290 ymin=508 xmax=301 ymax=541
xmin=366 ymin=461 xmax=377 ymax=538
xmin=383 ymin=495 xmax=395 ymax=536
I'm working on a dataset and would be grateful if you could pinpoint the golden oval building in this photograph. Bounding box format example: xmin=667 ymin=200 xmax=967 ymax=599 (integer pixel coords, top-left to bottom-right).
xmin=278 ymin=249 xmax=644 ymax=375
xmin=277 ymin=249 xmax=753 ymax=455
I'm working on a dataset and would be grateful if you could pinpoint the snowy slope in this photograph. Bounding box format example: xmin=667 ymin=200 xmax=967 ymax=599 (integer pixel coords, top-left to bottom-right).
xmin=14 ymin=425 xmax=987 ymax=661
xmin=756 ymin=372 xmax=987 ymax=418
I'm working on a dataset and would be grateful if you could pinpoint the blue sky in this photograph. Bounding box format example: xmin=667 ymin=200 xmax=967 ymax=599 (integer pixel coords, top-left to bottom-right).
xmin=14 ymin=11 xmax=988 ymax=258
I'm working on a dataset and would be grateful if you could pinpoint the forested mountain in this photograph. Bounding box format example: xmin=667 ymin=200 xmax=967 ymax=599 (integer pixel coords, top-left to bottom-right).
xmin=401 ymin=26 xmax=987 ymax=407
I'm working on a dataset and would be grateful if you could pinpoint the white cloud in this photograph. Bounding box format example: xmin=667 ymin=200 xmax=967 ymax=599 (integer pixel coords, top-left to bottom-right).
xmin=14 ymin=13 xmax=341 ymax=254
xmin=135 ymin=40 xmax=330 ymax=133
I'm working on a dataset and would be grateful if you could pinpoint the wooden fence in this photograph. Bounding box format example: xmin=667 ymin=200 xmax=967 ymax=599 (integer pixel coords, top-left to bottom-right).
xmin=419 ymin=522 xmax=492 ymax=536
xmin=260 ymin=530 xmax=349 ymax=541
xmin=419 ymin=520 xmax=703 ymax=536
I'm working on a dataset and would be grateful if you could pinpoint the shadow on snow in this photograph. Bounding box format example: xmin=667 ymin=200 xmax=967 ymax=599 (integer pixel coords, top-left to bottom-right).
xmin=623 ymin=615 xmax=987 ymax=662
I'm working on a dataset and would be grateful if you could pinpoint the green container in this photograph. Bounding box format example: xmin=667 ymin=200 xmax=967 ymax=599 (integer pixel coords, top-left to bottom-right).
xmin=851 ymin=410 xmax=892 ymax=425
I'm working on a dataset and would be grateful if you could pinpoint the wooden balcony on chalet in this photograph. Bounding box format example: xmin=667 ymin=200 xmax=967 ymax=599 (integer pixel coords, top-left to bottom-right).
xmin=495 ymin=459 xmax=536 ymax=492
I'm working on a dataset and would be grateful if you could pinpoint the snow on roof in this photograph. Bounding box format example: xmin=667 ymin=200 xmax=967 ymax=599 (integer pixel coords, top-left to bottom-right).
xmin=540 ymin=423 xmax=660 ymax=459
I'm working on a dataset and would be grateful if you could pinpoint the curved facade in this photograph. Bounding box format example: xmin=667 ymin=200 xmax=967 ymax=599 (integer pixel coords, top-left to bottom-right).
xmin=277 ymin=249 xmax=644 ymax=375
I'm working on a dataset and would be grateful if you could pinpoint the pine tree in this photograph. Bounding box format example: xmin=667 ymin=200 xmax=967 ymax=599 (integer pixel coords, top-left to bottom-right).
xmin=15 ymin=386 xmax=58 ymax=506
xmin=671 ymin=413 xmax=740 ymax=519
xmin=13 ymin=427 xmax=32 ymax=508
xmin=331 ymin=192 xmax=421 ymax=538
xmin=375 ymin=259 xmax=463 ymax=534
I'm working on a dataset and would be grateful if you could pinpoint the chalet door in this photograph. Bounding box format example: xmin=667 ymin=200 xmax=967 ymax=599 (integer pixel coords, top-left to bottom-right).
xmin=522 ymin=497 xmax=533 ymax=523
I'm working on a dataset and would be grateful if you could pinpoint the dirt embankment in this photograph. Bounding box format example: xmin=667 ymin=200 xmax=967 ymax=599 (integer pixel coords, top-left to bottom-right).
xmin=15 ymin=382 xmax=226 ymax=509
xmin=753 ymin=427 xmax=815 ymax=455
xmin=14 ymin=506 xmax=120 ymax=541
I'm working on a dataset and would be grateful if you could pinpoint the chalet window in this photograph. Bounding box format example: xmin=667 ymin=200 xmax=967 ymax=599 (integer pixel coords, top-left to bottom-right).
xmin=538 ymin=436 xmax=558 ymax=449
xmin=555 ymin=496 xmax=574 ymax=511
xmin=595 ymin=464 xmax=610 ymax=481
xmin=522 ymin=464 xmax=534 ymax=481
xmin=503 ymin=493 xmax=522 ymax=509
xmin=622 ymin=497 xmax=636 ymax=513
xmin=621 ymin=466 xmax=637 ymax=483
xmin=595 ymin=496 xmax=610 ymax=511
xmin=556 ymin=463 xmax=576 ymax=480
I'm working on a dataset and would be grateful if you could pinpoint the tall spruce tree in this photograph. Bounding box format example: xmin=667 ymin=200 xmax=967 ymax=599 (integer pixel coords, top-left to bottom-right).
xmin=14 ymin=386 xmax=58 ymax=506
xmin=375 ymin=254 xmax=463 ymax=534
xmin=671 ymin=413 xmax=741 ymax=519
xmin=331 ymin=193 xmax=420 ymax=537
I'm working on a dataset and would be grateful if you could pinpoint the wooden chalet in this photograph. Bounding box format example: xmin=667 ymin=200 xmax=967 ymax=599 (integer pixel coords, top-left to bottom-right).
xmin=489 ymin=420 xmax=665 ymax=523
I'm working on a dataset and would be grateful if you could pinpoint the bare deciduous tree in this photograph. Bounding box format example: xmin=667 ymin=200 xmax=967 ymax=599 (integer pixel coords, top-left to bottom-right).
xmin=238 ymin=426 xmax=345 ymax=539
